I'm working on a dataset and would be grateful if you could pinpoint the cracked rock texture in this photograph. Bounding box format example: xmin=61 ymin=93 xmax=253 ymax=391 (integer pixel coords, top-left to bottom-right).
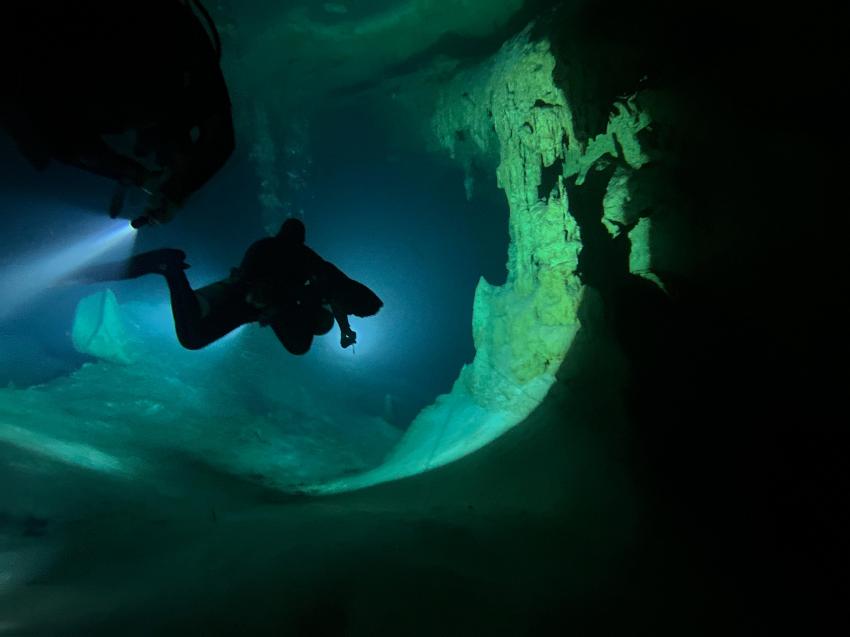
xmin=430 ymin=29 xmax=654 ymax=409
xmin=435 ymin=32 xmax=584 ymax=402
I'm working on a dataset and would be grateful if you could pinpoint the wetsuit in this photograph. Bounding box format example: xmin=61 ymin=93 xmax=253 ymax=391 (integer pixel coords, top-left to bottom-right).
xmin=234 ymin=237 xmax=369 ymax=354
xmin=72 ymin=237 xmax=382 ymax=354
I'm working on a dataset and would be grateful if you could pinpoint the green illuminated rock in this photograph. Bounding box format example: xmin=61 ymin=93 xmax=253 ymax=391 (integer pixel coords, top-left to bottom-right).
xmin=432 ymin=32 xmax=576 ymax=399
xmin=320 ymin=28 xmax=656 ymax=492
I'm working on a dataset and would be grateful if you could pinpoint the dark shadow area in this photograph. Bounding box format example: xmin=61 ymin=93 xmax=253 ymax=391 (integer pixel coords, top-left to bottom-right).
xmin=547 ymin=0 xmax=845 ymax=630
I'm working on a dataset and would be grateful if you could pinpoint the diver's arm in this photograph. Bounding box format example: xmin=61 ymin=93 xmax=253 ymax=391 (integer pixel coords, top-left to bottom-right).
xmin=316 ymin=259 xmax=356 ymax=347
xmin=332 ymin=303 xmax=357 ymax=349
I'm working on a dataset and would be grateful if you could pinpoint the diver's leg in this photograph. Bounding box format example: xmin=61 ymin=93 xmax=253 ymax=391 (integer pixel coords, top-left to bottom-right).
xmin=159 ymin=268 xmax=205 ymax=349
xmin=73 ymin=251 xmax=249 ymax=350
xmin=163 ymin=272 xmax=255 ymax=351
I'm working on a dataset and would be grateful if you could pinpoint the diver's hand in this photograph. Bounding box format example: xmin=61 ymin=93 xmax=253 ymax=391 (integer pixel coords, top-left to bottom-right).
xmin=340 ymin=329 xmax=357 ymax=349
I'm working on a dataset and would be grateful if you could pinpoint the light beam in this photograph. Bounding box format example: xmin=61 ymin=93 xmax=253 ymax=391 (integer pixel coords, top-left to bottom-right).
xmin=0 ymin=217 xmax=137 ymax=320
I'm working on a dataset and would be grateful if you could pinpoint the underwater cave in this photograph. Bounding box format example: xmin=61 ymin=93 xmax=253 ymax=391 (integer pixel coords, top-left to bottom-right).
xmin=0 ymin=0 xmax=842 ymax=634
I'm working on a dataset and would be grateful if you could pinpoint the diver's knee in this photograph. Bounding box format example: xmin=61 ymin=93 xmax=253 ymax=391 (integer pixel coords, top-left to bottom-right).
xmin=313 ymin=308 xmax=334 ymax=336
xmin=284 ymin=340 xmax=311 ymax=356
xmin=176 ymin=331 xmax=207 ymax=351
xmin=282 ymin=333 xmax=312 ymax=355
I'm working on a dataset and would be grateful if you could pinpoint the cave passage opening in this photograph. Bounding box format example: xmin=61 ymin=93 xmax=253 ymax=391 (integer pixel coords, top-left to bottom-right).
xmin=0 ymin=86 xmax=514 ymax=494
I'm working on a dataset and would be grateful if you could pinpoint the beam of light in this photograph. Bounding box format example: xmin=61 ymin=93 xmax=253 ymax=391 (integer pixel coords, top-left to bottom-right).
xmin=0 ymin=217 xmax=136 ymax=321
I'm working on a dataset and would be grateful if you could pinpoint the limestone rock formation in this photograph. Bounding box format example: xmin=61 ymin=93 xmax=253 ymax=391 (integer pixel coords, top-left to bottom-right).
xmin=315 ymin=26 xmax=661 ymax=493
xmin=71 ymin=289 xmax=135 ymax=365
xmin=603 ymin=166 xmax=665 ymax=287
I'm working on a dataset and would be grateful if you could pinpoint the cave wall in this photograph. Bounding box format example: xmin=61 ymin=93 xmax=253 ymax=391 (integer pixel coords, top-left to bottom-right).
xmin=316 ymin=23 xmax=656 ymax=492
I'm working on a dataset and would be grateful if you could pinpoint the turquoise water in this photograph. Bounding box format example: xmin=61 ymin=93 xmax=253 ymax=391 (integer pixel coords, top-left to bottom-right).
xmin=0 ymin=1 xmax=841 ymax=634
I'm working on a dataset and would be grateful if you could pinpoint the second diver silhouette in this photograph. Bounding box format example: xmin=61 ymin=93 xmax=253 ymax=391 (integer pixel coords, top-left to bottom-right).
xmin=72 ymin=219 xmax=383 ymax=354
xmin=1 ymin=0 xmax=235 ymax=227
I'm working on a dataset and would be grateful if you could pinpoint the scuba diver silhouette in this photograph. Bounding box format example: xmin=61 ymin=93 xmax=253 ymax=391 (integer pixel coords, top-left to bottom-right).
xmin=0 ymin=0 xmax=235 ymax=227
xmin=73 ymin=219 xmax=383 ymax=354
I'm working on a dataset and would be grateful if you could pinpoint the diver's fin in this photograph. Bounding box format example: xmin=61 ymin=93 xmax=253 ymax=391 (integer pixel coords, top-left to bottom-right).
xmin=68 ymin=249 xmax=188 ymax=284
xmin=123 ymin=249 xmax=188 ymax=278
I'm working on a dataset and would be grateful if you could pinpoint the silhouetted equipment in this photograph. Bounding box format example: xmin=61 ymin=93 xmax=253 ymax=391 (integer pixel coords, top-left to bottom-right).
xmin=0 ymin=0 xmax=235 ymax=225
xmin=130 ymin=215 xmax=151 ymax=230
xmin=238 ymin=218 xmax=383 ymax=351
xmin=70 ymin=221 xmax=383 ymax=354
